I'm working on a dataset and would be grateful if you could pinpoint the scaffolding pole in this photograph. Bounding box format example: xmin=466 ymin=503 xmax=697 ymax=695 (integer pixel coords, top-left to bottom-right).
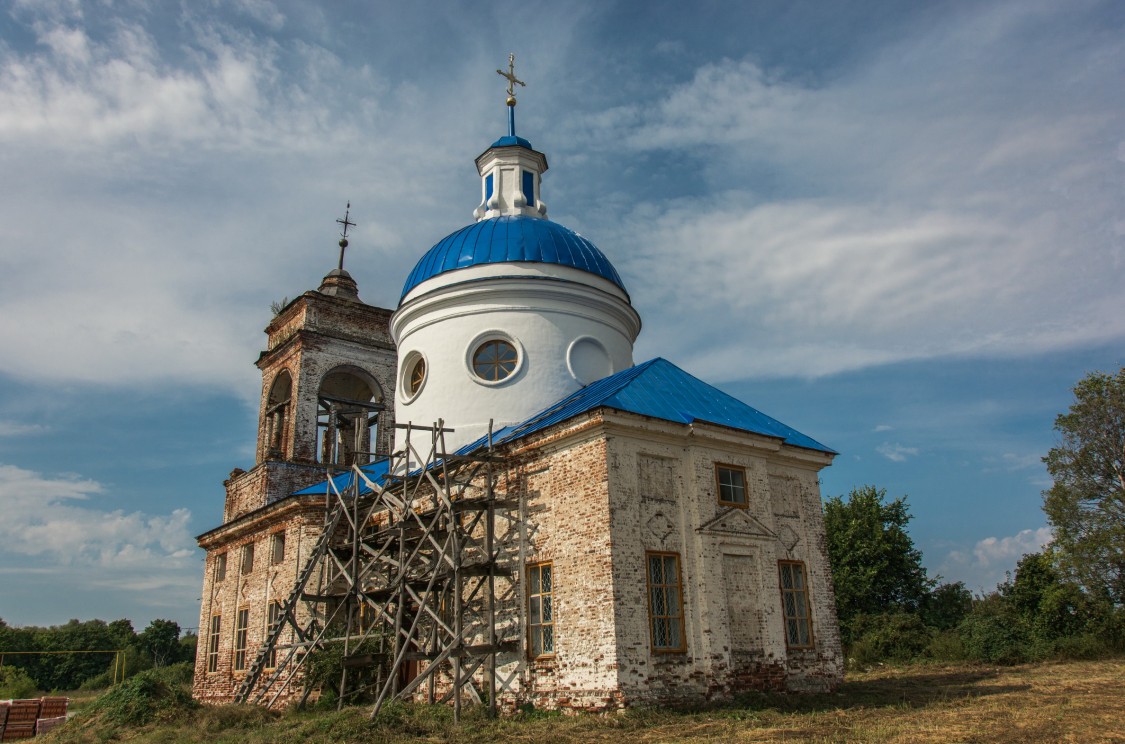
xmin=233 ymin=421 xmax=524 ymax=721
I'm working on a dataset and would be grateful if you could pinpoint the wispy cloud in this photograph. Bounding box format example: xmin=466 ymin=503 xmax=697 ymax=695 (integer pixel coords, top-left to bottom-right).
xmin=877 ymin=442 xmax=919 ymax=462
xmin=0 ymin=421 xmax=48 ymax=437
xmin=873 ymin=424 xmax=893 ymax=433
xmin=984 ymin=452 xmax=1044 ymax=472
xmin=616 ymin=2 xmax=1125 ymax=379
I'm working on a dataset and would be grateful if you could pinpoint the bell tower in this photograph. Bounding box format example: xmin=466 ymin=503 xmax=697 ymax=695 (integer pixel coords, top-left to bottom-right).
xmin=223 ymin=210 xmax=398 ymax=522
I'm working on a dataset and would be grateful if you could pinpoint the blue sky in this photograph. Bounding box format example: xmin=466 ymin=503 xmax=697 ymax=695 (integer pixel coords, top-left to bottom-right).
xmin=0 ymin=0 xmax=1122 ymax=632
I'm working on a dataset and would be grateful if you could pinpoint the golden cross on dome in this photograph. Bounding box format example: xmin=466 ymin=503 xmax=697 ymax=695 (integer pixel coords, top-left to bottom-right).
xmin=496 ymin=53 xmax=525 ymax=105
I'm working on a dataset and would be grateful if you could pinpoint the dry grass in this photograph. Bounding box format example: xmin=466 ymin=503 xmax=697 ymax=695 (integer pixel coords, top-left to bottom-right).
xmin=42 ymin=658 xmax=1125 ymax=743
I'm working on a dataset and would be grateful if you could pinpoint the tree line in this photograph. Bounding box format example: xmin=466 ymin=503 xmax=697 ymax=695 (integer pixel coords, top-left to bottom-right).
xmin=0 ymin=617 xmax=196 ymax=696
xmin=827 ymin=368 xmax=1125 ymax=665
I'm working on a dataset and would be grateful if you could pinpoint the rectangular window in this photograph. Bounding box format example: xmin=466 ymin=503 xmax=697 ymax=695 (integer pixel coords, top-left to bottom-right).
xmin=779 ymin=561 xmax=814 ymax=648
xmin=265 ymin=600 xmax=282 ymax=670
xmin=716 ymin=464 xmax=747 ymax=507
xmin=527 ymin=562 xmax=554 ymax=657
xmin=214 ymin=552 xmax=227 ymax=582
xmin=485 ymin=173 xmax=494 ymax=202
xmin=522 ymin=170 xmax=535 ymax=206
xmin=206 ymin=614 xmax=221 ymax=673
xmin=646 ymin=552 xmax=686 ymax=652
xmin=240 ymin=543 xmax=254 ymax=575
xmin=233 ymin=607 xmax=250 ymax=672
xmin=270 ymin=532 xmax=285 ymax=565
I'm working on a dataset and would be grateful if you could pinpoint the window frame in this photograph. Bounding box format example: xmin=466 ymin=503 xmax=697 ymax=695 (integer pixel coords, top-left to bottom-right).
xmin=214 ymin=552 xmax=227 ymax=582
xmin=233 ymin=607 xmax=250 ymax=672
xmin=264 ymin=600 xmax=282 ymax=670
xmin=778 ymin=560 xmax=815 ymax=649
xmin=206 ymin=614 xmax=221 ymax=674
xmin=472 ymin=339 xmax=519 ymax=382
xmin=645 ymin=551 xmax=687 ymax=653
xmin=269 ymin=532 xmax=285 ymax=565
xmin=715 ymin=463 xmax=748 ymax=508
xmin=240 ymin=543 xmax=255 ymax=575
xmin=527 ymin=561 xmax=555 ymax=659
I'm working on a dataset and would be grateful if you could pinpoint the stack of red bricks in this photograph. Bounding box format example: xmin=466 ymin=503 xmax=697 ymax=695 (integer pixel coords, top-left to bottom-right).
xmin=0 ymin=698 xmax=68 ymax=740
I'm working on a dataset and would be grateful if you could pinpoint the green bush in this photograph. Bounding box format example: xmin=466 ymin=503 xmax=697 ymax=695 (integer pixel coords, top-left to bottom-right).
xmin=1046 ymin=632 xmax=1114 ymax=660
xmin=304 ymin=634 xmax=389 ymax=706
xmin=0 ymin=665 xmax=39 ymax=698
xmin=84 ymin=667 xmax=197 ymax=726
xmin=958 ymin=605 xmax=1028 ymax=665
xmin=925 ymin=628 xmax=967 ymax=661
xmin=847 ymin=611 xmax=933 ymax=665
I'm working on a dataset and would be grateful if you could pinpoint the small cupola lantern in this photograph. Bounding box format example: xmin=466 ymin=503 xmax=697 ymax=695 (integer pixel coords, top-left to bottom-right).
xmin=473 ymin=54 xmax=549 ymax=221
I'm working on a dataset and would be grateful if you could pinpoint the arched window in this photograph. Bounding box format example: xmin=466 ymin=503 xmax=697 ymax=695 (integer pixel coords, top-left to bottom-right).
xmin=265 ymin=371 xmax=293 ymax=459
xmin=316 ymin=367 xmax=383 ymax=467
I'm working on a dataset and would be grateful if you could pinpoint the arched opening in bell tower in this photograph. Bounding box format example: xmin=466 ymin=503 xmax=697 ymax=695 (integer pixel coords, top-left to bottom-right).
xmin=264 ymin=370 xmax=293 ymax=459
xmin=316 ymin=366 xmax=383 ymax=467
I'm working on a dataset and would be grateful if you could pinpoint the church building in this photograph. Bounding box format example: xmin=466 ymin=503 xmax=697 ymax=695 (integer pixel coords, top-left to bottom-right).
xmin=193 ymin=61 xmax=843 ymax=712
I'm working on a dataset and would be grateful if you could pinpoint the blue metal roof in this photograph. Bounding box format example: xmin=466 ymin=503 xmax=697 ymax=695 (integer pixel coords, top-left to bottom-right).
xmin=400 ymin=216 xmax=627 ymax=300
xmin=488 ymin=357 xmax=836 ymax=454
xmin=489 ymin=134 xmax=534 ymax=149
xmin=294 ymin=358 xmax=833 ymax=497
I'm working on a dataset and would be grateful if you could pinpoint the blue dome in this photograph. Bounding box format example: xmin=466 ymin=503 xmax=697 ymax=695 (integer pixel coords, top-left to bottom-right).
xmin=400 ymin=216 xmax=627 ymax=300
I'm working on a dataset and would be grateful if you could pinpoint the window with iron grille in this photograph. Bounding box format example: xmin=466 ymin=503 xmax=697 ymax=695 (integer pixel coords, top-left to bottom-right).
xmin=527 ymin=562 xmax=554 ymax=657
xmin=646 ymin=552 xmax=686 ymax=652
xmin=779 ymin=561 xmax=814 ymax=648
xmin=233 ymin=608 xmax=250 ymax=671
xmin=206 ymin=614 xmax=221 ymax=673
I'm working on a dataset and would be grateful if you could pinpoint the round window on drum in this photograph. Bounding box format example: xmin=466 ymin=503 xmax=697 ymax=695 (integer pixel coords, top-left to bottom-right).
xmin=408 ymin=357 xmax=426 ymax=395
xmin=472 ymin=339 xmax=518 ymax=382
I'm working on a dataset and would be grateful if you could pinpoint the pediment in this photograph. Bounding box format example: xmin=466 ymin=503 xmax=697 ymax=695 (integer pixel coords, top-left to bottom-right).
xmin=697 ymin=508 xmax=777 ymax=539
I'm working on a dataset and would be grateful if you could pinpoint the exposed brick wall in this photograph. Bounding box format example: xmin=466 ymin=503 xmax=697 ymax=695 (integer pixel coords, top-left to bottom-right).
xmin=255 ymin=290 xmax=397 ymax=466
xmin=194 ymin=499 xmax=328 ymax=705
xmin=502 ymin=412 xmax=842 ymax=709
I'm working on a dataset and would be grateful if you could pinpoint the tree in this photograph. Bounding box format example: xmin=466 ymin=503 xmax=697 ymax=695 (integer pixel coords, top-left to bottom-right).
xmin=823 ymin=485 xmax=933 ymax=643
xmin=1042 ymin=368 xmax=1125 ymax=604
xmin=923 ymin=581 xmax=973 ymax=630
xmin=136 ymin=620 xmax=181 ymax=668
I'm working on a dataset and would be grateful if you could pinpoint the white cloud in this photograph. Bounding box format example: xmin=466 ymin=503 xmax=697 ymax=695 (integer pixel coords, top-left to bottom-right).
xmin=873 ymin=424 xmax=893 ymax=432
xmin=0 ymin=463 xmax=196 ymax=579
xmin=0 ymin=0 xmax=1121 ymax=398
xmin=876 ymin=442 xmax=919 ymax=462
xmin=939 ymin=526 xmax=1054 ymax=592
xmin=613 ymin=2 xmax=1125 ymax=379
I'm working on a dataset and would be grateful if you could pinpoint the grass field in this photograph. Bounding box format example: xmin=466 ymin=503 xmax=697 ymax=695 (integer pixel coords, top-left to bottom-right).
xmin=43 ymin=659 xmax=1125 ymax=743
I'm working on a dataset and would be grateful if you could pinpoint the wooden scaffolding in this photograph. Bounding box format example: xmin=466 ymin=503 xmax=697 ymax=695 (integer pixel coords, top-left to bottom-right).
xmin=232 ymin=421 xmax=524 ymax=721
